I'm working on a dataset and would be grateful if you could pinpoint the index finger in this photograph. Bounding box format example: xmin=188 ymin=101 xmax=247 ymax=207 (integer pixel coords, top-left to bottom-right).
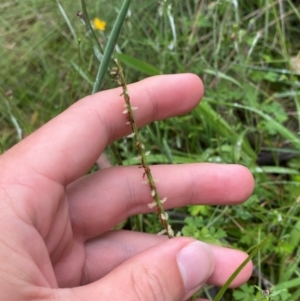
xmin=3 ymin=74 xmax=204 ymax=185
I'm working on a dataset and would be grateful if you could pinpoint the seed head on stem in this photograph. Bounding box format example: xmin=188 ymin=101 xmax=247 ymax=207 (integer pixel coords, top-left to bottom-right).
xmin=114 ymin=58 xmax=174 ymax=238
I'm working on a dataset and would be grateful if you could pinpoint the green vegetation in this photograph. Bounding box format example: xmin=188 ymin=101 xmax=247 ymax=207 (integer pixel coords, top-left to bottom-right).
xmin=1 ymin=0 xmax=300 ymax=300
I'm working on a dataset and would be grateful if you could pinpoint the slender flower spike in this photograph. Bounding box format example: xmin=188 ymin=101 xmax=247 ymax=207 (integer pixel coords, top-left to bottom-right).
xmin=114 ymin=59 xmax=174 ymax=240
xmin=93 ymin=18 xmax=106 ymax=31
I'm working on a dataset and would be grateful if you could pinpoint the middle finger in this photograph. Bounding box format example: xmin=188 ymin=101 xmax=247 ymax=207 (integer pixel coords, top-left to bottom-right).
xmin=67 ymin=163 xmax=254 ymax=240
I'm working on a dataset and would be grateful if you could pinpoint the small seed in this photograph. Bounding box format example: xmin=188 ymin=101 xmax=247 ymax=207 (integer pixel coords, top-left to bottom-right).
xmin=147 ymin=201 xmax=157 ymax=208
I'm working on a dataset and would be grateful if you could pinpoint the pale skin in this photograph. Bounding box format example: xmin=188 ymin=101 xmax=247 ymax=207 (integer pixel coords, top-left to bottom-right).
xmin=0 ymin=74 xmax=254 ymax=301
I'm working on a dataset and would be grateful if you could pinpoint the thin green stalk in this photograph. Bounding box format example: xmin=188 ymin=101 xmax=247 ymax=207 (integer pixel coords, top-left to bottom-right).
xmin=57 ymin=0 xmax=77 ymax=42
xmin=80 ymin=0 xmax=103 ymax=53
xmin=92 ymin=0 xmax=132 ymax=94
xmin=114 ymin=59 xmax=174 ymax=238
xmin=0 ymin=87 xmax=31 ymax=137
xmin=110 ymin=143 xmax=123 ymax=166
xmin=83 ymin=0 xmax=131 ymax=166
xmin=213 ymin=237 xmax=269 ymax=301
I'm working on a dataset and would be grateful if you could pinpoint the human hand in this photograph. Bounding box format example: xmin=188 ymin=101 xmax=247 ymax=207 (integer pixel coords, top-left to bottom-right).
xmin=0 ymin=74 xmax=254 ymax=301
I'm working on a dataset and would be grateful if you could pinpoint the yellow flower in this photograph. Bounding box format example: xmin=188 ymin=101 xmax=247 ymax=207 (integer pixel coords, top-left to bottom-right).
xmin=93 ymin=18 xmax=106 ymax=31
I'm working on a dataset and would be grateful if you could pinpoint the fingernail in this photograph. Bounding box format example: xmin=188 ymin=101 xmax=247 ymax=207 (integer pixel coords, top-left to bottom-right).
xmin=177 ymin=241 xmax=214 ymax=292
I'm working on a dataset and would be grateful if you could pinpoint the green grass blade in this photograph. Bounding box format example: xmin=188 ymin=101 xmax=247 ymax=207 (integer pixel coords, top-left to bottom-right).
xmin=235 ymin=64 xmax=300 ymax=76
xmin=71 ymin=61 xmax=93 ymax=86
xmin=203 ymin=69 xmax=242 ymax=87
xmin=199 ymin=101 xmax=256 ymax=159
xmin=0 ymin=87 xmax=31 ymax=137
xmin=56 ymin=0 xmax=77 ymax=42
xmin=275 ymin=277 xmax=300 ymax=291
xmin=213 ymin=238 xmax=269 ymax=301
xmin=250 ymin=166 xmax=300 ymax=175
xmin=288 ymin=219 xmax=300 ymax=252
xmin=233 ymin=103 xmax=300 ymax=149
xmin=81 ymin=0 xmax=103 ymax=53
xmin=287 ymin=0 xmax=300 ymax=19
xmin=92 ymin=0 xmax=132 ymax=94
xmin=116 ymin=53 xmax=161 ymax=76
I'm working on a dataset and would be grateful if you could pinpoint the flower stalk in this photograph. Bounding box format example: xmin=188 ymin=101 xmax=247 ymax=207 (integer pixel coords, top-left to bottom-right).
xmin=114 ymin=59 xmax=174 ymax=238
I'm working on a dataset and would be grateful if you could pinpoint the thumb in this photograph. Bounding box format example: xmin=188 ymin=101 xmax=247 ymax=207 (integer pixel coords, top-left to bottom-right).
xmin=65 ymin=237 xmax=214 ymax=301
